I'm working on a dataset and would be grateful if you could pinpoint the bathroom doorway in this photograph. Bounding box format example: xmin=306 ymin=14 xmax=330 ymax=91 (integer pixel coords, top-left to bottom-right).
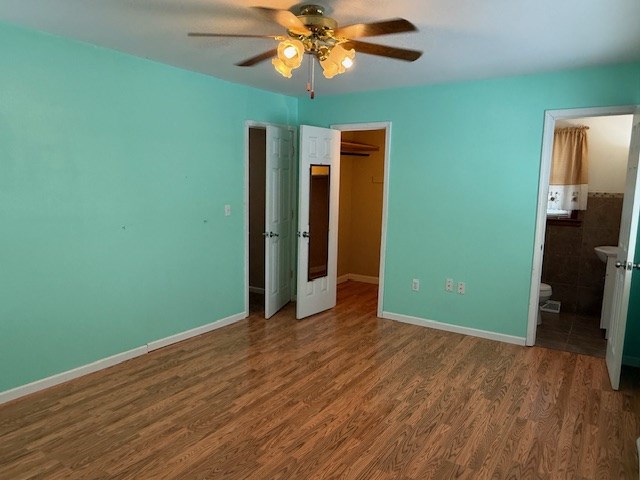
xmin=536 ymin=114 xmax=633 ymax=357
xmin=526 ymin=105 xmax=640 ymax=389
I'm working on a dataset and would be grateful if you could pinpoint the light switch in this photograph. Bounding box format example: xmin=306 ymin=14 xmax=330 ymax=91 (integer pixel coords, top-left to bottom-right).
xmin=224 ymin=204 xmax=231 ymax=216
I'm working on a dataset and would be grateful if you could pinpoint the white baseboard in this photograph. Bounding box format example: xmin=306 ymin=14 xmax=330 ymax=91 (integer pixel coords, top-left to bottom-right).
xmin=349 ymin=274 xmax=379 ymax=284
xmin=337 ymin=273 xmax=379 ymax=285
xmin=0 ymin=312 xmax=245 ymax=406
xmin=623 ymin=355 xmax=640 ymax=368
xmin=382 ymin=311 xmax=526 ymax=346
xmin=249 ymin=286 xmax=265 ymax=294
xmin=0 ymin=345 xmax=148 ymax=406
xmin=147 ymin=312 xmax=244 ymax=352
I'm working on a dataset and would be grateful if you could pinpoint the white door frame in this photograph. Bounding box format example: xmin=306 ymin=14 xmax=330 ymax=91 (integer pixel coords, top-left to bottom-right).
xmin=244 ymin=121 xmax=297 ymax=317
xmin=526 ymin=105 xmax=638 ymax=345
xmin=331 ymin=122 xmax=391 ymax=318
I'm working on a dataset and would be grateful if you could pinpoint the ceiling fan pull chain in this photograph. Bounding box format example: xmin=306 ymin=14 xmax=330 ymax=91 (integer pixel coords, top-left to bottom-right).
xmin=307 ymin=54 xmax=312 ymax=93
xmin=310 ymin=55 xmax=316 ymax=99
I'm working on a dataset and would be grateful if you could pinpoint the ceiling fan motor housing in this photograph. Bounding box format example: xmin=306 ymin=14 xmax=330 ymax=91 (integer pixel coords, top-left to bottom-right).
xmin=298 ymin=4 xmax=325 ymax=16
xmin=296 ymin=4 xmax=338 ymax=33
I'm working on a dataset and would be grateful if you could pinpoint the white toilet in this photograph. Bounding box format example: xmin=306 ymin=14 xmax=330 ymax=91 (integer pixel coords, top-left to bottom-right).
xmin=538 ymin=283 xmax=552 ymax=325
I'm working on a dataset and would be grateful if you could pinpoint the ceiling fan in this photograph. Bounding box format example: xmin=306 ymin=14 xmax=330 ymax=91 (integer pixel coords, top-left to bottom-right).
xmin=188 ymin=4 xmax=422 ymax=98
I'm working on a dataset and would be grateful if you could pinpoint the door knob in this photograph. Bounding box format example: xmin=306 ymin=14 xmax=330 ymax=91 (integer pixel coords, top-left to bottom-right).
xmin=615 ymin=261 xmax=627 ymax=269
xmin=297 ymin=231 xmax=310 ymax=238
xmin=269 ymin=232 xmax=279 ymax=238
xmin=633 ymin=263 xmax=640 ymax=270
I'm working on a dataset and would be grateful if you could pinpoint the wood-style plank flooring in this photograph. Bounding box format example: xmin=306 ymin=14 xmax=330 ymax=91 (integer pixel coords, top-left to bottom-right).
xmin=1 ymin=281 xmax=639 ymax=479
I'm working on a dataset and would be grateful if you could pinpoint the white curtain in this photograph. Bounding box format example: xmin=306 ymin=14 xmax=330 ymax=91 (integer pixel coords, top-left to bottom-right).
xmin=548 ymin=127 xmax=589 ymax=214
xmin=547 ymin=185 xmax=588 ymax=213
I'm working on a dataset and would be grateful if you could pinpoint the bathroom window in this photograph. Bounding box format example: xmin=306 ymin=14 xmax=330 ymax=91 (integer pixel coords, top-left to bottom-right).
xmin=547 ymin=126 xmax=589 ymax=218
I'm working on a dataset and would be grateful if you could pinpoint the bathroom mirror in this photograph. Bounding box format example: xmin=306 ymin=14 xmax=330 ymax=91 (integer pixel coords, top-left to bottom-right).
xmin=308 ymin=165 xmax=330 ymax=281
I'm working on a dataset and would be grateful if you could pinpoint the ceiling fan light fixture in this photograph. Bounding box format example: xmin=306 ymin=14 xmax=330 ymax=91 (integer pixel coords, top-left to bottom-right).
xmin=341 ymin=55 xmax=354 ymax=69
xmin=319 ymin=58 xmax=340 ymax=79
xmin=272 ymin=57 xmax=294 ymax=78
xmin=276 ymin=39 xmax=304 ymax=67
xmin=283 ymin=45 xmax=298 ymax=59
xmin=319 ymin=44 xmax=355 ymax=79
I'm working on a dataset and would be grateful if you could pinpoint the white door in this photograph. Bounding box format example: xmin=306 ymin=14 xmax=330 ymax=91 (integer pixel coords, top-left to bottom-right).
xmin=264 ymin=126 xmax=293 ymax=318
xmin=296 ymin=125 xmax=340 ymax=319
xmin=606 ymin=112 xmax=640 ymax=390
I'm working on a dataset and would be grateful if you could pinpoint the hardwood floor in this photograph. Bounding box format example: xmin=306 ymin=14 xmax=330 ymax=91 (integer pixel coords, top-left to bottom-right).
xmin=1 ymin=281 xmax=639 ymax=479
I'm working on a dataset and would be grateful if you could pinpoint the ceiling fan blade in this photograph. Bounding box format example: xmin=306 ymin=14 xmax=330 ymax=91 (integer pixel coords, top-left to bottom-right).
xmin=251 ymin=7 xmax=312 ymax=36
xmin=188 ymin=32 xmax=279 ymax=39
xmin=334 ymin=18 xmax=417 ymax=39
xmin=236 ymin=48 xmax=278 ymax=67
xmin=342 ymin=40 xmax=422 ymax=62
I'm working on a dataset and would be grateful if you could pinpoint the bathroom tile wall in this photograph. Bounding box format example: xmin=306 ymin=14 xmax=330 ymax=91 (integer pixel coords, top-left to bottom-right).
xmin=542 ymin=193 xmax=623 ymax=316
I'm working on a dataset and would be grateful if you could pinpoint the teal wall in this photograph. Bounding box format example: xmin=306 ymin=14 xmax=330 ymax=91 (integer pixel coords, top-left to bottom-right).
xmin=0 ymin=23 xmax=297 ymax=392
xmin=299 ymin=64 xmax=640 ymax=341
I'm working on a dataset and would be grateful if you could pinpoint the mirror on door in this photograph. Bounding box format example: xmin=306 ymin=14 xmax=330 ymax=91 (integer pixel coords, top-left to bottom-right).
xmin=308 ymin=165 xmax=330 ymax=280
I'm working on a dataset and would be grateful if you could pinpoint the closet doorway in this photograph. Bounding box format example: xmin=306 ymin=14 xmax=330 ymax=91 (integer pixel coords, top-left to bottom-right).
xmin=332 ymin=123 xmax=391 ymax=316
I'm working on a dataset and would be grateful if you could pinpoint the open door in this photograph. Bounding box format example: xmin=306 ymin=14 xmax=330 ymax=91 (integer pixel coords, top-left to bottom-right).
xmin=296 ymin=125 xmax=341 ymax=319
xmin=607 ymin=111 xmax=640 ymax=390
xmin=264 ymin=125 xmax=293 ymax=318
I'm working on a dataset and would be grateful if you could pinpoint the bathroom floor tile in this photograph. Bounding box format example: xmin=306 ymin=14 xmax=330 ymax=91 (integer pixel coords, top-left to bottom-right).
xmin=565 ymin=337 xmax=606 ymax=358
xmin=538 ymin=312 xmax=572 ymax=332
xmin=535 ymin=312 xmax=606 ymax=358
xmin=536 ymin=338 xmax=571 ymax=354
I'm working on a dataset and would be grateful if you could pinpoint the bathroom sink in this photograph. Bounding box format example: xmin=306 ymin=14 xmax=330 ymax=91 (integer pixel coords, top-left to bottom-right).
xmin=594 ymin=245 xmax=619 ymax=263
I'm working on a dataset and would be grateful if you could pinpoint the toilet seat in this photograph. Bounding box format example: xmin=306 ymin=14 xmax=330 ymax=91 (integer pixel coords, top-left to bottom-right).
xmin=540 ymin=283 xmax=552 ymax=296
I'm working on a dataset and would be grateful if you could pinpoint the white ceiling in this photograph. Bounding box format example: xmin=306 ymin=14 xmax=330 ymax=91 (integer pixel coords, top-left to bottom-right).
xmin=2 ymin=0 xmax=640 ymax=97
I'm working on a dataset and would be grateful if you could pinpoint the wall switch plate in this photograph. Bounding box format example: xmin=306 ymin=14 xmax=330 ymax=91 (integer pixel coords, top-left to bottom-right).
xmin=445 ymin=278 xmax=454 ymax=292
xmin=412 ymin=279 xmax=420 ymax=291
xmin=224 ymin=204 xmax=231 ymax=216
xmin=457 ymin=282 xmax=466 ymax=294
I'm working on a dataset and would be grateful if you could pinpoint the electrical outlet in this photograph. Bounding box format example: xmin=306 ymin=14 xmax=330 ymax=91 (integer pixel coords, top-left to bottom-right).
xmin=457 ymin=282 xmax=466 ymax=294
xmin=224 ymin=204 xmax=232 ymax=216
xmin=412 ymin=279 xmax=420 ymax=291
xmin=445 ymin=278 xmax=454 ymax=292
